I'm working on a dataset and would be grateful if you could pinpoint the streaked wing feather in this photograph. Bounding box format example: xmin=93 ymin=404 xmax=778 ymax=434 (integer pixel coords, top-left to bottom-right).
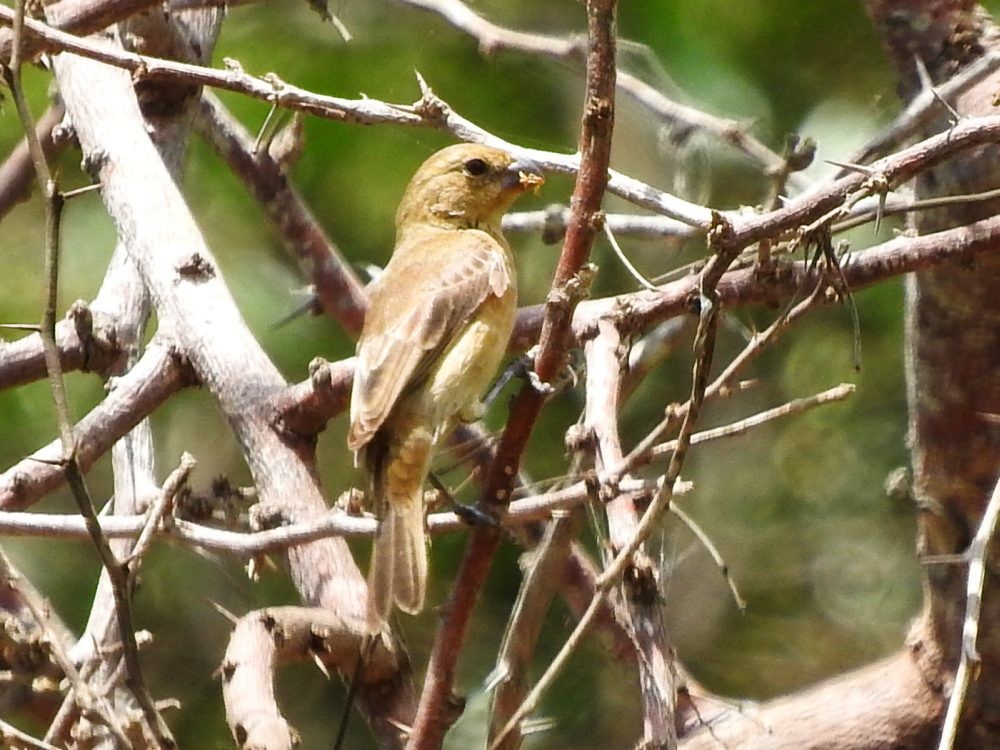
xmin=348 ymin=231 xmax=510 ymax=451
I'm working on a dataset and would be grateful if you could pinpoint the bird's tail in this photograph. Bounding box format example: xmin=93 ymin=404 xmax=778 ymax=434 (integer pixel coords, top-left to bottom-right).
xmin=366 ymin=425 xmax=431 ymax=633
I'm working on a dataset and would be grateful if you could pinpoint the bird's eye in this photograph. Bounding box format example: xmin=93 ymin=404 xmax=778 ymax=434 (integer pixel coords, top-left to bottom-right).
xmin=463 ymin=158 xmax=489 ymax=177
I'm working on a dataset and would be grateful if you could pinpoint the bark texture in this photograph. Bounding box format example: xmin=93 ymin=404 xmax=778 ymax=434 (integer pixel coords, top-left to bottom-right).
xmin=865 ymin=1 xmax=1000 ymax=745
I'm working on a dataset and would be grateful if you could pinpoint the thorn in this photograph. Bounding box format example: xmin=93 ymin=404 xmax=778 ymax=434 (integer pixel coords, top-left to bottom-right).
xmin=874 ymin=190 xmax=887 ymax=234
xmin=414 ymin=68 xmax=430 ymax=96
xmin=61 ymin=182 xmax=102 ymax=200
xmin=824 ymin=158 xmax=874 ymax=175
xmin=331 ymin=13 xmax=352 ymax=43
xmin=914 ymin=54 xmax=961 ymax=123
xmin=253 ymin=102 xmax=281 ymax=156
xmin=207 ymin=600 xmax=240 ymax=625
xmin=385 ymin=717 xmax=413 ymax=736
xmin=271 ymin=287 xmax=319 ymax=329
xmin=357 ymin=262 xmax=383 ymax=283
xmin=521 ymin=716 xmax=558 ymax=736
xmin=26 ymin=455 xmax=66 ymax=467
xmin=312 ymin=652 xmax=331 ymax=680
xmin=483 ymin=660 xmax=510 ymax=691
xmin=914 ymin=54 xmax=934 ymax=92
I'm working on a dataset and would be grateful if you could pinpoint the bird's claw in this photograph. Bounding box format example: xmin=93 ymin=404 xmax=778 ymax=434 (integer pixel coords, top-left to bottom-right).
xmin=458 ymin=399 xmax=486 ymax=423
xmin=453 ymin=502 xmax=499 ymax=528
xmin=527 ymin=369 xmax=556 ymax=395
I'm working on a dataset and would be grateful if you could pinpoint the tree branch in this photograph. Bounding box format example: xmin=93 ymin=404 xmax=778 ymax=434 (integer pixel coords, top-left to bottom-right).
xmin=407 ymin=2 xmax=618 ymax=746
xmin=51 ymin=41 xmax=416 ymax=745
xmin=221 ymin=607 xmax=403 ymax=749
xmin=194 ymin=92 xmax=368 ymax=337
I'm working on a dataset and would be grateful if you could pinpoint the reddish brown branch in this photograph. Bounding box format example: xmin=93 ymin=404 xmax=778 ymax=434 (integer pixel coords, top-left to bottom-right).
xmin=0 ymin=103 xmax=66 ymax=221
xmin=194 ymin=93 xmax=369 ymax=337
xmin=406 ymin=2 xmax=618 ymax=747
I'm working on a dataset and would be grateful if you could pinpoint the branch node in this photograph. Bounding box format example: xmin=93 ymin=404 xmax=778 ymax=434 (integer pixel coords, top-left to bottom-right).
xmin=175 ymin=252 xmax=215 ymax=281
xmin=707 ymin=210 xmax=737 ymax=255
xmin=221 ymin=57 xmax=244 ymax=75
xmin=412 ymin=69 xmax=447 ymax=122
xmin=79 ymin=148 xmax=108 ymax=181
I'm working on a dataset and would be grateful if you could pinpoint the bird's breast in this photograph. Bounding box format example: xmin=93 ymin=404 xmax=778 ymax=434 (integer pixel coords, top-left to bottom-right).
xmin=418 ymin=280 xmax=516 ymax=433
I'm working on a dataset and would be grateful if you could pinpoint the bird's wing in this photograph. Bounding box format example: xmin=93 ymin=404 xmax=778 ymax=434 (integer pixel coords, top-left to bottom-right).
xmin=347 ymin=230 xmax=512 ymax=451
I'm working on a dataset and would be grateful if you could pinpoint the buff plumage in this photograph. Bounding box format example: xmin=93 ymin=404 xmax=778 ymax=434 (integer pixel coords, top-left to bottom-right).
xmin=348 ymin=144 xmax=543 ymax=631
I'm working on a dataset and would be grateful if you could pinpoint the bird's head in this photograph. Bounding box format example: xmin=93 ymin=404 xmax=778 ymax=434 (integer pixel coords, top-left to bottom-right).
xmin=395 ymin=144 xmax=544 ymax=237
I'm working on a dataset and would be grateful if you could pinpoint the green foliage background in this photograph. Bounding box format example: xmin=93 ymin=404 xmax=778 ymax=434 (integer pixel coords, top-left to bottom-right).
xmin=3 ymin=1 xmax=997 ymax=746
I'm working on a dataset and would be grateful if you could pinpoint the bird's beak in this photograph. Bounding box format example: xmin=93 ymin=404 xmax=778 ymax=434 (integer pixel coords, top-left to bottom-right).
xmin=502 ymin=157 xmax=545 ymax=194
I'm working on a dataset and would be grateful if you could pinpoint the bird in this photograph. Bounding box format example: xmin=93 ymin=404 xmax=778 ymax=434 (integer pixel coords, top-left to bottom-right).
xmin=348 ymin=143 xmax=544 ymax=632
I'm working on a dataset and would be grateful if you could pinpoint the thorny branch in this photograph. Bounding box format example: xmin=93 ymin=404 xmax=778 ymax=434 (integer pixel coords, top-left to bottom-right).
xmin=0 ymin=5 xmax=711 ymax=227
xmin=584 ymin=319 xmax=677 ymax=747
xmin=1 ymin=0 xmax=1000 ymax=748
xmin=396 ymin=0 xmax=804 ymax=188
xmin=407 ymin=1 xmax=618 ymax=747
xmin=490 ymin=211 xmax=733 ymax=750
xmin=194 ymin=91 xmax=369 ymax=336
xmin=3 ymin=1 xmax=173 ymax=745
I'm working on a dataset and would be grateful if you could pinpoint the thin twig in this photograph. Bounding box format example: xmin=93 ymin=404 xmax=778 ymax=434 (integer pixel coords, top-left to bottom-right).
xmin=0 ymin=718 xmax=61 ymax=750
xmin=603 ymin=222 xmax=659 ymax=290
xmin=397 ymin=0 xmax=803 ymax=186
xmin=124 ymin=453 xmax=196 ymax=565
xmin=668 ymin=502 xmax=745 ymax=611
xmin=490 ymin=214 xmax=736 ymax=748
xmin=937 ymin=473 xmax=1000 ymax=750
xmin=650 ymin=383 xmax=856 ymax=459
xmin=0 ymin=548 xmax=127 ymax=743
xmin=4 ymin=4 xmax=173 ymax=743
xmin=833 ymin=185 xmax=1000 ymax=234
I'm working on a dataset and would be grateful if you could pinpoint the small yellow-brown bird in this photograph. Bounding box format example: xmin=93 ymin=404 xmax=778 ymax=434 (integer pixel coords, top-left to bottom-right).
xmin=348 ymin=144 xmax=544 ymax=631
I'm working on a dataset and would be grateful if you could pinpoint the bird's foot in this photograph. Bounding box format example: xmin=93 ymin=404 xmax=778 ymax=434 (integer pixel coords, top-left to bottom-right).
xmin=458 ymin=399 xmax=486 ymax=423
xmin=452 ymin=502 xmax=499 ymax=528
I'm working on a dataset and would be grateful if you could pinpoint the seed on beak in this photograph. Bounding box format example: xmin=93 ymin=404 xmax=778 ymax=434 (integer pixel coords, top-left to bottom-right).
xmin=503 ymin=157 xmax=545 ymax=193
